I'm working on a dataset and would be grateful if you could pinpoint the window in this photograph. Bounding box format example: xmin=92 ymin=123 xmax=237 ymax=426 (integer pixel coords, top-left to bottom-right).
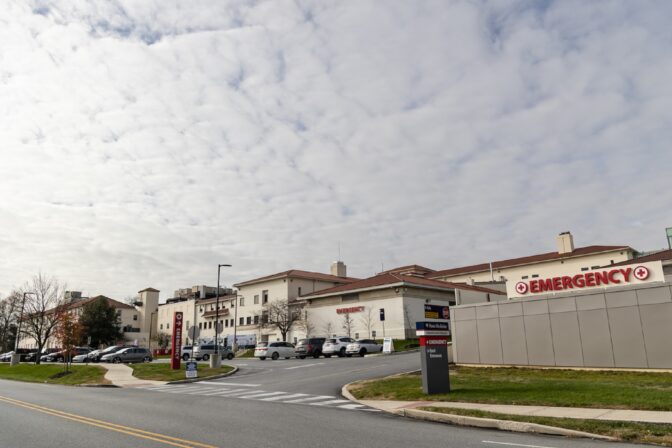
xmin=254 ymin=295 xmax=259 ymax=305
xmin=298 ymin=287 xmax=302 ymax=296
xmin=230 ymin=319 xmax=234 ymax=327
xmin=355 ymin=333 xmax=359 ymax=339
xmin=293 ymin=337 xmax=297 ymax=344
xmin=199 ymin=322 xmax=203 ymax=330
xmin=167 ymin=323 xmax=170 ymax=329
xmin=240 ymin=297 xmax=245 ymax=307
xmin=372 ymin=330 xmax=376 ymax=338
xmin=531 ymin=274 xmax=539 ymax=278
xmin=246 ymin=317 xmax=251 ymax=325
xmin=581 ymin=267 xmax=589 ymax=271
xmin=239 ymin=317 xmax=244 ymax=325
xmin=225 ymin=320 xmax=229 ymax=328
xmin=262 ymin=290 xmax=268 ymax=304
xmin=160 ymin=324 xmax=163 ymax=330
xmin=208 ymin=322 xmax=212 ymax=329
xmin=253 ymin=315 xmax=259 ymax=324
xmin=133 ymin=314 xmax=138 ymax=321
xmin=521 ymin=276 xmax=529 ymax=280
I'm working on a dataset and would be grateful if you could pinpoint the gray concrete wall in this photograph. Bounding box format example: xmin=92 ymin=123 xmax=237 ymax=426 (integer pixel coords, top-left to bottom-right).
xmin=450 ymin=282 xmax=672 ymax=369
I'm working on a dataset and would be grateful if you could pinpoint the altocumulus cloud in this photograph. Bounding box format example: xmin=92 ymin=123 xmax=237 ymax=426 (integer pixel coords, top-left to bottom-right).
xmin=0 ymin=0 xmax=670 ymax=299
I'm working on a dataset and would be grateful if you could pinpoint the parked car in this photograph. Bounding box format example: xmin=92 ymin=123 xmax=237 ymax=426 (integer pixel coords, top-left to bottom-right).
xmin=88 ymin=345 xmax=132 ymax=362
xmin=346 ymin=339 xmax=382 ymax=357
xmin=294 ymin=338 xmax=326 ymax=359
xmin=44 ymin=347 xmax=91 ymax=363
xmin=254 ymin=341 xmax=295 ymax=360
xmin=0 ymin=351 xmax=14 ymax=362
xmin=181 ymin=345 xmax=193 ymax=361
xmin=101 ymin=347 xmax=152 ymax=363
xmin=26 ymin=348 xmax=60 ymax=362
xmin=322 ymin=337 xmax=355 ymax=358
xmin=193 ymin=344 xmax=234 ymax=361
xmin=73 ymin=349 xmax=103 ymax=363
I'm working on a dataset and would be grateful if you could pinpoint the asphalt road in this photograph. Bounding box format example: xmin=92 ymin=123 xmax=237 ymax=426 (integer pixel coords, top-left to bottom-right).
xmin=0 ymin=353 xmax=645 ymax=448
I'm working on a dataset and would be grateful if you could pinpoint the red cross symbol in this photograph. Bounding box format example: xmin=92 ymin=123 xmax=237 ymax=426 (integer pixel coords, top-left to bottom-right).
xmin=634 ymin=266 xmax=650 ymax=280
xmin=516 ymin=282 xmax=528 ymax=294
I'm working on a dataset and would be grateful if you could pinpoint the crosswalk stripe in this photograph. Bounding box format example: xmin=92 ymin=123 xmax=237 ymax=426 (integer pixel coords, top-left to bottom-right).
xmin=140 ymin=385 xmax=376 ymax=412
xmin=200 ymin=382 xmax=259 ymax=387
xmin=239 ymin=391 xmax=287 ymax=399
xmin=282 ymin=395 xmax=334 ymax=403
xmin=261 ymin=393 xmax=307 ymax=402
xmin=310 ymin=399 xmax=351 ymax=406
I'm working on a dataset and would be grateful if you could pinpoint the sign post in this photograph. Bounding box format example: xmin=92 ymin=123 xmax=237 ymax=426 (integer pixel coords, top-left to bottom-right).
xmin=416 ymin=321 xmax=450 ymax=394
xmin=170 ymin=312 xmax=184 ymax=370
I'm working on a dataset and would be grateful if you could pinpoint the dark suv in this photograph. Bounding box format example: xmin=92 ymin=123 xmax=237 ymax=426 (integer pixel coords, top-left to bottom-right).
xmin=295 ymin=338 xmax=326 ymax=359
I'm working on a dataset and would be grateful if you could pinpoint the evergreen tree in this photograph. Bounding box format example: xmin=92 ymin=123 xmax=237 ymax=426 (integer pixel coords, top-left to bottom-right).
xmin=79 ymin=297 xmax=122 ymax=347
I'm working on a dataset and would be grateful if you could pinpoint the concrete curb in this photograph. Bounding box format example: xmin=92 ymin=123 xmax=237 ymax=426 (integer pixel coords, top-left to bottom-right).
xmin=340 ymin=381 xmax=614 ymax=442
xmin=79 ymin=384 xmax=120 ymax=388
xmin=400 ymin=408 xmax=615 ymax=441
xmin=166 ymin=366 xmax=238 ymax=384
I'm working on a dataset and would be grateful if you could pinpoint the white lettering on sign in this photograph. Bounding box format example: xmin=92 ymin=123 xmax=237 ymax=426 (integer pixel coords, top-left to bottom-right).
xmin=426 ymin=339 xmax=448 ymax=345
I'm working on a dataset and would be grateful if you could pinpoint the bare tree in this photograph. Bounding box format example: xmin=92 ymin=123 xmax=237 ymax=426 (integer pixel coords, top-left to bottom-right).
xmin=21 ymin=273 xmax=68 ymax=364
xmin=262 ymin=300 xmax=303 ymax=342
xmin=0 ymin=291 xmax=21 ymax=351
xmin=322 ymin=321 xmax=334 ymax=338
xmin=359 ymin=306 xmax=375 ymax=338
xmin=341 ymin=312 xmax=355 ymax=338
xmin=296 ymin=309 xmax=316 ymax=337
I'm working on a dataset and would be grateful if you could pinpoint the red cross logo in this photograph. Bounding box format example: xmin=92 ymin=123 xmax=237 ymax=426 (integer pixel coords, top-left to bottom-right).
xmin=515 ymin=282 xmax=528 ymax=294
xmin=634 ymin=265 xmax=650 ymax=280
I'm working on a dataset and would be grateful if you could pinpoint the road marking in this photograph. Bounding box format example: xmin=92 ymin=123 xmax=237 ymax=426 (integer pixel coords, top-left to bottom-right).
xmin=336 ymin=404 xmax=366 ymax=410
xmin=184 ymin=388 xmax=222 ymax=395
xmin=260 ymin=393 xmax=308 ymax=402
xmin=239 ymin=391 xmax=287 ymax=399
xmin=482 ymin=441 xmax=559 ymax=448
xmin=284 ymin=363 xmax=325 ymax=370
xmin=200 ymin=381 xmax=259 ymax=387
xmin=310 ymin=399 xmax=350 ymax=406
xmin=222 ymin=389 xmax=266 ymax=397
xmin=0 ymin=395 xmax=217 ymax=448
xmin=282 ymin=395 xmax=335 ymax=403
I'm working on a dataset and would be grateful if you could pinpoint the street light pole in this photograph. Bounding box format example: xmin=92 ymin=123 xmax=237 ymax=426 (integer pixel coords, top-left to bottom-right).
xmin=212 ymin=263 xmax=231 ymax=368
xmin=11 ymin=291 xmax=35 ymax=366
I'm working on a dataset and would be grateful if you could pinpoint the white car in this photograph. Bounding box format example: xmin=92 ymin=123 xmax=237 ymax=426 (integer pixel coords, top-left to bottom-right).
xmin=346 ymin=339 xmax=382 ymax=357
xmin=322 ymin=337 xmax=355 ymax=358
xmin=254 ymin=341 xmax=295 ymax=360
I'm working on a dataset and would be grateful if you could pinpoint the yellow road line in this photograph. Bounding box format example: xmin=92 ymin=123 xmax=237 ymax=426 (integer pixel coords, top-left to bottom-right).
xmin=0 ymin=395 xmax=218 ymax=448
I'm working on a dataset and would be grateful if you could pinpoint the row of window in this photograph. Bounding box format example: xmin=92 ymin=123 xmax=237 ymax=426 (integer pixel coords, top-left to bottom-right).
xmin=521 ymin=263 xmax=618 ymax=280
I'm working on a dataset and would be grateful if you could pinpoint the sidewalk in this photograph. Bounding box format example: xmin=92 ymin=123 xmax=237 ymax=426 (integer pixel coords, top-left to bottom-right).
xmin=100 ymin=363 xmax=167 ymax=388
xmin=358 ymin=399 xmax=672 ymax=424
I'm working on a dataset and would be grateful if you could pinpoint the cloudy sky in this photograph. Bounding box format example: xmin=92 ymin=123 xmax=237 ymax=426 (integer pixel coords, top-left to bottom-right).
xmin=1 ymin=0 xmax=671 ymax=300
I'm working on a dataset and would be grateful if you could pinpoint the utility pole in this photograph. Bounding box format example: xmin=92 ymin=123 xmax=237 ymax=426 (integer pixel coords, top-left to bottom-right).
xmin=11 ymin=291 xmax=35 ymax=366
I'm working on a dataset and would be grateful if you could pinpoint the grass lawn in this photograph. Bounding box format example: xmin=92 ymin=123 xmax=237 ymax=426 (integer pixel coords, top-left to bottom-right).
xmin=349 ymin=367 xmax=672 ymax=411
xmin=237 ymin=349 xmax=255 ymax=358
xmin=420 ymin=406 xmax=672 ymax=446
xmin=131 ymin=363 xmax=234 ymax=381
xmin=0 ymin=364 xmax=109 ymax=385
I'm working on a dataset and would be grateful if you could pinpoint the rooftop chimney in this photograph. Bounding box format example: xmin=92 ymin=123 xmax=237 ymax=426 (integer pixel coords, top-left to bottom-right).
xmin=556 ymin=231 xmax=575 ymax=254
xmin=331 ymin=261 xmax=347 ymax=277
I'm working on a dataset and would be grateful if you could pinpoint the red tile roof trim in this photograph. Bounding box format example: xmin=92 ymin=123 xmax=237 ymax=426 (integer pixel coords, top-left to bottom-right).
xmin=428 ymin=245 xmax=632 ymax=279
xmin=234 ymin=269 xmax=358 ymax=287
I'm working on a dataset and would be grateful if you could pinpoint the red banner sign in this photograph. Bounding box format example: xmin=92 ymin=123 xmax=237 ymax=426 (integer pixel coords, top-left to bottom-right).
xmin=336 ymin=306 xmax=365 ymax=314
xmin=170 ymin=312 xmax=183 ymax=370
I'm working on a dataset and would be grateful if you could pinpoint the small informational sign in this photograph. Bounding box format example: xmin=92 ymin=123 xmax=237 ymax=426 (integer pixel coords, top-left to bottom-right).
xmin=185 ymin=361 xmax=198 ymax=379
xmin=382 ymin=337 xmax=394 ymax=353
xmin=424 ymin=304 xmax=450 ymax=320
xmin=416 ymin=321 xmax=450 ymax=394
xmin=187 ymin=326 xmax=199 ymax=341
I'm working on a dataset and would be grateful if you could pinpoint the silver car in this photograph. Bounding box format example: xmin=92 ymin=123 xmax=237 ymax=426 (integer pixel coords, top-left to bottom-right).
xmin=101 ymin=347 xmax=152 ymax=363
xmin=345 ymin=339 xmax=382 ymax=357
xmin=193 ymin=344 xmax=234 ymax=361
xmin=254 ymin=341 xmax=294 ymax=360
